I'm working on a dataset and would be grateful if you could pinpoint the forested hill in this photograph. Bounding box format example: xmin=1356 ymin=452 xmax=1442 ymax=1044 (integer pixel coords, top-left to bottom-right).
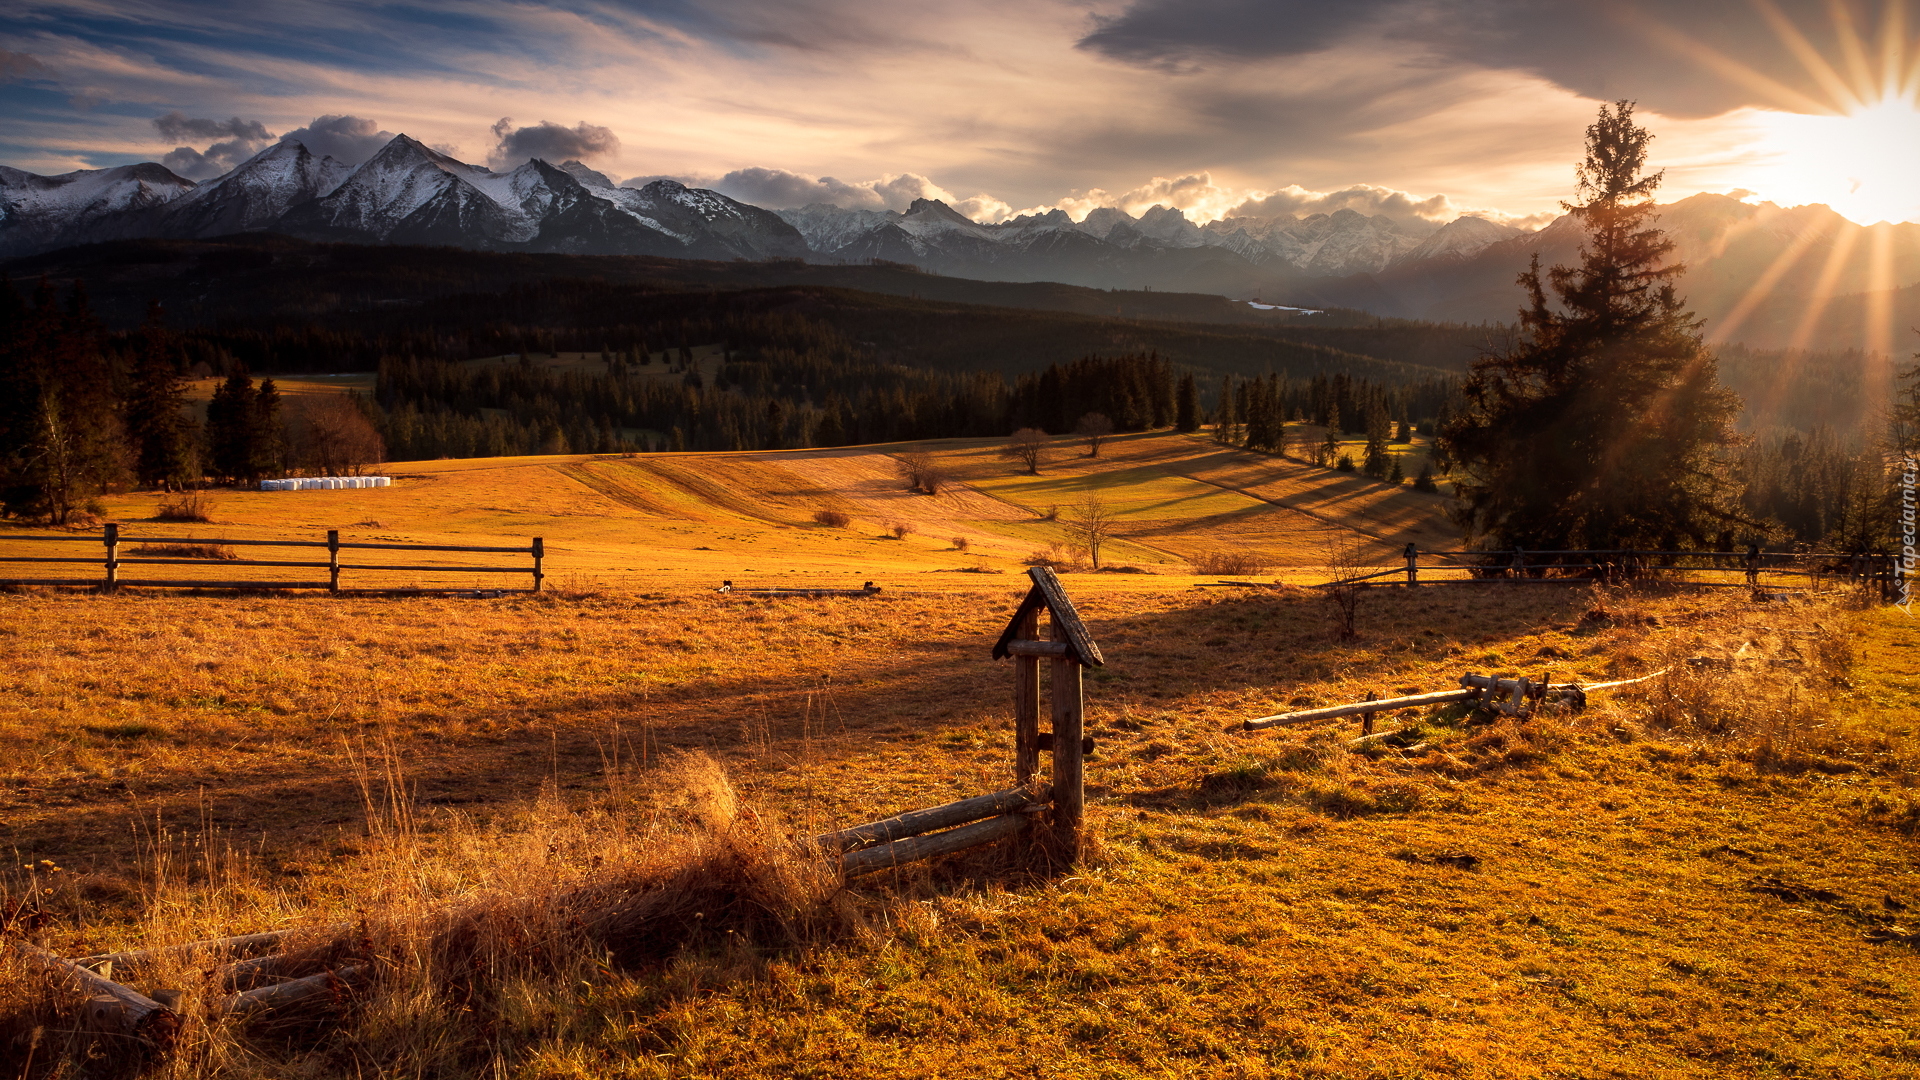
xmin=0 ymin=235 xmax=1492 ymax=375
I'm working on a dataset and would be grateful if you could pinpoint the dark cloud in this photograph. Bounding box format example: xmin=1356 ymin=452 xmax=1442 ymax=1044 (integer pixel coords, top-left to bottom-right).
xmin=153 ymin=112 xmax=274 ymax=179
xmin=278 ymin=114 xmax=396 ymax=165
xmin=489 ymin=118 xmax=619 ymax=168
xmin=708 ymin=166 xmax=885 ymax=210
xmin=0 ymin=50 xmax=52 ymax=82
xmin=153 ymin=111 xmax=270 ymax=143
xmin=1078 ymin=0 xmax=1886 ymax=118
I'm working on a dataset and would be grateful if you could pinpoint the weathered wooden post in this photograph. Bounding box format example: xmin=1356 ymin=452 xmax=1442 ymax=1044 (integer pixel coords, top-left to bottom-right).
xmin=532 ymin=537 xmax=545 ymax=592
xmin=992 ymin=566 xmax=1104 ymax=861
xmin=1404 ymin=543 xmax=1418 ymax=587
xmin=1745 ymin=543 xmax=1760 ymax=587
xmin=103 ymin=522 xmax=119 ymax=593
xmin=1361 ymin=690 xmax=1378 ymax=736
xmin=327 ymin=530 xmax=341 ymax=593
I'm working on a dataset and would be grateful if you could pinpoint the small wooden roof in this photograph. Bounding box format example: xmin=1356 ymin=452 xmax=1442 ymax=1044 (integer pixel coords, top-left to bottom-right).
xmin=992 ymin=566 xmax=1105 ymax=667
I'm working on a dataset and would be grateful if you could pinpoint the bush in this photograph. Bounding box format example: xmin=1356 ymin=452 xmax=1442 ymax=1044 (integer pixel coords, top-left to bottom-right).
xmin=1190 ymin=551 xmax=1269 ymax=576
xmin=1335 ymin=454 xmax=1356 ymax=473
xmin=950 ymin=537 xmax=969 ymax=552
xmin=812 ymin=507 xmax=851 ymax=528
xmin=888 ymin=521 xmax=914 ymax=539
xmin=129 ymin=543 xmax=236 ymax=560
xmin=156 ymin=490 xmax=216 ymax=522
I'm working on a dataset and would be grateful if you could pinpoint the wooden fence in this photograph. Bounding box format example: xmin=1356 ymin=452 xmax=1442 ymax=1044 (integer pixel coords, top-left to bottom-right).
xmin=0 ymin=524 xmax=544 ymax=593
xmin=1319 ymin=543 xmax=1903 ymax=602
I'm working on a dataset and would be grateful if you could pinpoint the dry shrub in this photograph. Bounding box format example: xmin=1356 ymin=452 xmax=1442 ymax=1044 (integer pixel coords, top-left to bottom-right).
xmin=2 ymin=751 xmax=854 ymax=1077
xmin=812 ymin=506 xmax=851 ymax=529
xmin=950 ymin=537 xmax=969 ymax=552
xmin=1189 ymin=551 xmax=1269 ymax=576
xmin=887 ymin=521 xmax=914 ymax=540
xmin=129 ymin=543 xmax=236 ymax=561
xmin=155 ymin=491 xmax=216 ymax=523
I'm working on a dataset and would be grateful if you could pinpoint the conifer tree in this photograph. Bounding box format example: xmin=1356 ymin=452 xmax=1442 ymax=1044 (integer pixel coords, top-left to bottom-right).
xmin=207 ymin=370 xmax=257 ymax=483
xmin=1175 ymin=374 xmax=1199 ymax=433
xmin=1439 ymin=101 xmax=1743 ymax=549
xmin=125 ymin=302 xmax=197 ymax=489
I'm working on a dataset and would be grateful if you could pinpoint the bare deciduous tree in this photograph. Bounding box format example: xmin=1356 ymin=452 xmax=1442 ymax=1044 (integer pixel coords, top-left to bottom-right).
xmin=999 ymin=428 xmax=1050 ymax=475
xmin=1074 ymin=412 xmax=1115 ymax=457
xmin=894 ymin=450 xmax=947 ymax=495
xmin=1322 ymin=528 xmax=1367 ymax=640
xmin=1066 ymin=492 xmax=1118 ymax=570
xmin=287 ymin=395 xmax=385 ymax=477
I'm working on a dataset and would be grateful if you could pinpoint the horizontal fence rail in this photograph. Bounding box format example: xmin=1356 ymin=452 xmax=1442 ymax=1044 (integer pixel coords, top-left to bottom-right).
xmin=1316 ymin=544 xmax=1901 ymax=603
xmin=0 ymin=524 xmax=545 ymax=594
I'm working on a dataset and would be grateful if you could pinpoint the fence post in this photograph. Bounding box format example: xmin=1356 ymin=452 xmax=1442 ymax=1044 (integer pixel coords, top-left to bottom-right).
xmin=1512 ymin=546 xmax=1525 ymax=579
xmin=1013 ymin=607 xmax=1040 ymax=786
xmin=1745 ymin=544 xmax=1760 ymax=587
xmin=327 ymin=530 xmax=340 ymax=593
xmin=1049 ymin=611 xmax=1084 ymax=860
xmin=532 ymin=538 xmax=545 ymax=592
xmin=103 ymin=522 xmax=119 ymax=593
xmin=1404 ymin=543 xmax=1418 ymax=587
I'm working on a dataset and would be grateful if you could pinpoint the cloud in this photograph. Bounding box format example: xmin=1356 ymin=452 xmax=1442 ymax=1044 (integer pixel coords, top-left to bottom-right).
xmin=490 ymin=118 xmax=619 ymax=168
xmin=152 ymin=111 xmax=273 ymax=179
xmin=691 ymin=166 xmax=1015 ymax=219
xmin=1077 ymin=0 xmax=1871 ymax=119
xmin=1227 ymin=183 xmax=1457 ymax=222
xmin=278 ymin=114 xmax=396 ymax=165
xmin=0 ymin=50 xmax=53 ymax=82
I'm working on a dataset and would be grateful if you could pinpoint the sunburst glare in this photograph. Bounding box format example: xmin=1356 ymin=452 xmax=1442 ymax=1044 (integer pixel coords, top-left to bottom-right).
xmin=1743 ymin=95 xmax=1920 ymax=224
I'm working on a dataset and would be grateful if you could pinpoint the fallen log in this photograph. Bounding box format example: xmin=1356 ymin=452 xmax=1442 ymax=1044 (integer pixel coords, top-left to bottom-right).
xmin=71 ymin=928 xmax=304 ymax=973
xmin=1243 ymin=688 xmax=1476 ymax=730
xmin=841 ymin=813 xmax=1032 ymax=877
xmin=219 ymin=964 xmax=368 ymax=1018
xmin=814 ymin=785 xmax=1048 ymax=853
xmin=13 ymin=941 xmax=176 ymax=1044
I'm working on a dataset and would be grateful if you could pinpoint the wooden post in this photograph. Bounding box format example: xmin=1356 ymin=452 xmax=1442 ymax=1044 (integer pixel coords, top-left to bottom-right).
xmin=532 ymin=537 xmax=545 ymax=592
xmin=103 ymin=522 xmax=119 ymax=593
xmin=1745 ymin=543 xmax=1760 ymax=587
xmin=1404 ymin=543 xmax=1418 ymax=587
xmin=1013 ymin=607 xmax=1040 ymax=785
xmin=1511 ymin=546 xmax=1525 ymax=579
xmin=1361 ymin=690 xmax=1377 ymax=736
xmin=1049 ymin=611 xmax=1084 ymax=858
xmin=327 ymin=529 xmax=340 ymax=593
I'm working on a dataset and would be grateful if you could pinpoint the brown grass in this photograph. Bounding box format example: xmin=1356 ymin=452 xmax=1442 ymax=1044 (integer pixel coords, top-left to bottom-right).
xmin=1189 ymin=551 xmax=1269 ymax=576
xmin=2 ymin=576 xmax=1916 ymax=1077
xmin=127 ymin=543 xmax=237 ymax=560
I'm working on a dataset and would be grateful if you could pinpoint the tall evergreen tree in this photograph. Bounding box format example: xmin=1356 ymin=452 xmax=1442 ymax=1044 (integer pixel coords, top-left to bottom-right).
xmin=1174 ymin=373 xmax=1199 ymax=433
xmin=1439 ymin=101 xmax=1743 ymax=549
xmin=207 ymin=370 xmax=258 ymax=483
xmin=125 ymin=301 xmax=197 ymax=489
xmin=251 ymin=377 xmax=284 ymax=480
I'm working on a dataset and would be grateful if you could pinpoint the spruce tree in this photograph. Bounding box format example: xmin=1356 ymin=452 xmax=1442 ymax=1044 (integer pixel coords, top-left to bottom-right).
xmin=207 ymin=370 xmax=257 ymax=483
xmin=1439 ymin=101 xmax=1743 ymax=550
xmin=125 ymin=302 xmax=196 ymax=489
xmin=1175 ymin=374 xmax=1199 ymax=433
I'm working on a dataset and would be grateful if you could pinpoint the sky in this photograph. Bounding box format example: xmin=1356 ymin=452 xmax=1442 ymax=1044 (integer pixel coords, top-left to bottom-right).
xmin=2 ymin=0 xmax=1918 ymax=227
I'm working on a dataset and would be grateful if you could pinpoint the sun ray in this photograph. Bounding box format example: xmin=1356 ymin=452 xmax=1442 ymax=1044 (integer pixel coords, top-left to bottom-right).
xmin=1874 ymin=0 xmax=1908 ymax=96
xmin=1787 ymin=226 xmax=1863 ymax=351
xmin=1622 ymin=8 xmax=1843 ymax=114
xmin=1751 ymin=0 xmax=1864 ymax=110
xmin=1706 ymin=218 xmax=1831 ymax=344
xmin=1825 ymin=0 xmax=1880 ymax=104
xmin=1864 ymin=220 xmax=1896 ymax=360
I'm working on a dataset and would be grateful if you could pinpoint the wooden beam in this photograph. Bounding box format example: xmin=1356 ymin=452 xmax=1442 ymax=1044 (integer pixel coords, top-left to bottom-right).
xmin=1050 ymin=612 xmax=1086 ymax=858
xmin=219 ymin=964 xmax=367 ymax=1018
xmin=1243 ymin=688 xmax=1475 ymax=730
xmin=813 ymin=785 xmax=1048 ymax=853
xmin=1028 ymin=566 xmax=1104 ymax=667
xmin=1004 ymin=639 xmax=1070 ymax=657
xmin=1013 ymin=608 xmax=1041 ymax=785
xmin=840 ymin=814 xmax=1031 ymax=877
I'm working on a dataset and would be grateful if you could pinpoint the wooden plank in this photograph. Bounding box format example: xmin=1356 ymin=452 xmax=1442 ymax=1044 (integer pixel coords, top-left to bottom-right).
xmin=335 ymin=541 xmax=535 ymax=553
xmin=0 ymin=556 xmax=107 ymax=563
xmin=1004 ymin=639 xmax=1071 ymax=657
xmin=113 ymin=558 xmax=334 ymax=568
xmin=1027 ymin=566 xmax=1104 ymax=667
xmin=335 ymin=564 xmax=536 ymax=574
xmin=1013 ymin=608 xmax=1041 ymax=785
xmin=1244 ymin=688 xmax=1475 ymax=730
xmin=118 ymin=536 xmax=331 ymax=548
xmin=813 ymin=785 xmax=1048 ymax=853
xmin=108 ymin=579 xmax=329 ymax=589
xmin=0 ymin=534 xmax=104 ymax=541
xmin=840 ymin=814 xmax=1030 ymax=877
xmin=1050 ymin=612 xmax=1085 ymax=858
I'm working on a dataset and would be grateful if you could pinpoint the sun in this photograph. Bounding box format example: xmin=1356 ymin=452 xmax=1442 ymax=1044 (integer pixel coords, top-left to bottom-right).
xmin=1744 ymin=95 xmax=1920 ymax=224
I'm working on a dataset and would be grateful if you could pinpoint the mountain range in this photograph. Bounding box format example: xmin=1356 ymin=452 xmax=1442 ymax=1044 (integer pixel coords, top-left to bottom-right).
xmin=4 ymin=135 xmax=1919 ymax=349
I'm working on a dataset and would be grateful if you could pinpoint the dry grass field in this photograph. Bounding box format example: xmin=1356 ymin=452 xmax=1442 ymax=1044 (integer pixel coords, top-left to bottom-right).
xmin=2 ymin=440 xmax=1916 ymax=1079
xmin=0 ymin=431 xmax=1453 ymax=596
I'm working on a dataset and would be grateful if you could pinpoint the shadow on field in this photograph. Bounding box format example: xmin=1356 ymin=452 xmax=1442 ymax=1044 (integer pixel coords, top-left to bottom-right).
xmin=15 ymin=583 xmax=1608 ymax=878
